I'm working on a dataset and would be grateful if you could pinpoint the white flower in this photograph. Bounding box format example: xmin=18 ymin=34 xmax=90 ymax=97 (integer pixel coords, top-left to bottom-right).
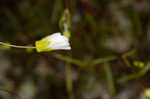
xmin=35 ymin=32 xmax=71 ymax=52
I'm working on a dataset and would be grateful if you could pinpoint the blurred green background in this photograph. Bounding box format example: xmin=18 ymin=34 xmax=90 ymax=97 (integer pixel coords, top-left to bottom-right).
xmin=0 ymin=0 xmax=150 ymax=99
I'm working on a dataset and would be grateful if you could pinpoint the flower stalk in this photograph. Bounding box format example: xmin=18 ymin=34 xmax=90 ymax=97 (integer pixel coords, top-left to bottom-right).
xmin=0 ymin=41 xmax=35 ymax=49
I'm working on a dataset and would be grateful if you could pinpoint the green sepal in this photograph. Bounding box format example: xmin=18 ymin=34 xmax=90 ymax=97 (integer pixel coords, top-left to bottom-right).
xmin=35 ymin=40 xmax=53 ymax=52
xmin=59 ymin=9 xmax=71 ymax=30
xmin=59 ymin=9 xmax=71 ymax=39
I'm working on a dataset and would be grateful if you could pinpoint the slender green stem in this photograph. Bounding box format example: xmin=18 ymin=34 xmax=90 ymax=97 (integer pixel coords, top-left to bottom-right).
xmin=53 ymin=54 xmax=117 ymax=67
xmin=91 ymin=56 xmax=117 ymax=66
xmin=117 ymin=62 xmax=150 ymax=83
xmin=53 ymin=54 xmax=86 ymax=67
xmin=104 ymin=63 xmax=115 ymax=97
xmin=66 ymin=63 xmax=74 ymax=99
xmin=0 ymin=41 xmax=35 ymax=49
xmin=122 ymin=49 xmax=136 ymax=67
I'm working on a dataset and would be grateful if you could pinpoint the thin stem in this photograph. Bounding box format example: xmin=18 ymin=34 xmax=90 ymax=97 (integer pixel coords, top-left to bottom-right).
xmin=122 ymin=49 xmax=136 ymax=67
xmin=104 ymin=63 xmax=115 ymax=97
xmin=91 ymin=56 xmax=117 ymax=66
xmin=117 ymin=62 xmax=150 ymax=83
xmin=66 ymin=63 xmax=74 ymax=99
xmin=0 ymin=41 xmax=35 ymax=49
xmin=53 ymin=54 xmax=86 ymax=67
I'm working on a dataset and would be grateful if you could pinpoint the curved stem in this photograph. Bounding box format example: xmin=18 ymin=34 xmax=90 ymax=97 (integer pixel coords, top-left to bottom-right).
xmin=0 ymin=41 xmax=35 ymax=49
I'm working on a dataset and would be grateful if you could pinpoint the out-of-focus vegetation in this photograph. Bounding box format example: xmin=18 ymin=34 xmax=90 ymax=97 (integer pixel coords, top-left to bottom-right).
xmin=1 ymin=0 xmax=150 ymax=99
